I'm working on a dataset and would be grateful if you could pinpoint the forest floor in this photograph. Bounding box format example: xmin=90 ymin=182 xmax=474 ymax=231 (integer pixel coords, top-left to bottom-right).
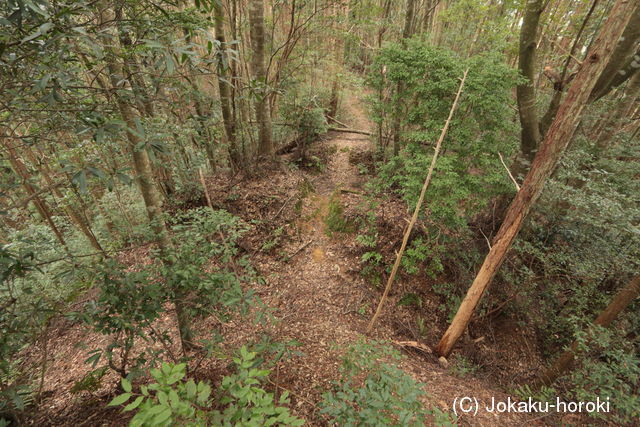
xmin=26 ymin=93 xmax=558 ymax=426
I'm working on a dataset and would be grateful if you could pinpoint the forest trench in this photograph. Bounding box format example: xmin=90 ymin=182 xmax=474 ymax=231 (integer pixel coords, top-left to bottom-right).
xmin=27 ymin=93 xmax=544 ymax=426
xmin=4 ymin=1 xmax=639 ymax=425
xmin=242 ymin=94 xmax=542 ymax=426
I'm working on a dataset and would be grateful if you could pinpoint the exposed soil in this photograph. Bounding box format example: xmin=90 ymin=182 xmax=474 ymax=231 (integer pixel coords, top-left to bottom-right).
xmin=25 ymin=93 xmax=551 ymax=426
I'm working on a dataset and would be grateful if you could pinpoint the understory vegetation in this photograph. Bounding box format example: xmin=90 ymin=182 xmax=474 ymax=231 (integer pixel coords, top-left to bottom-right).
xmin=2 ymin=0 xmax=639 ymax=425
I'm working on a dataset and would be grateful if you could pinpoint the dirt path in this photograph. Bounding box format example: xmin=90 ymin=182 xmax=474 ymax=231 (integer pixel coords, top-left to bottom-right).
xmin=251 ymin=94 xmax=545 ymax=426
xmin=29 ymin=92 xmax=546 ymax=426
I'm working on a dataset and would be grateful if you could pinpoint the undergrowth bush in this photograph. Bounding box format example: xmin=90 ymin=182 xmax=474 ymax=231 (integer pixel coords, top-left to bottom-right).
xmin=110 ymin=347 xmax=304 ymax=426
xmin=78 ymin=208 xmax=259 ymax=379
xmin=506 ymin=118 xmax=640 ymax=421
xmin=0 ymin=244 xmax=41 ymax=424
xmin=568 ymin=325 xmax=640 ymax=424
xmin=368 ymin=41 xmax=520 ymax=228
xmin=365 ymin=40 xmax=521 ymax=317
xmin=320 ymin=340 xmax=455 ymax=426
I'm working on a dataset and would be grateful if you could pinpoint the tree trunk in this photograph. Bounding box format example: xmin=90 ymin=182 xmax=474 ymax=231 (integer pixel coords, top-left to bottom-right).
xmin=589 ymin=3 xmax=640 ymax=102
xmin=100 ymin=5 xmax=195 ymax=348
xmin=116 ymin=15 xmax=176 ymax=198
xmin=515 ymin=0 xmax=544 ymax=171
xmin=1 ymin=134 xmax=70 ymax=252
xmin=391 ymin=0 xmax=417 ymax=157
xmin=539 ymin=0 xmax=599 ymax=136
xmin=535 ymin=275 xmax=640 ymax=388
xmin=214 ymin=0 xmax=239 ymax=167
xmin=435 ymin=0 xmax=636 ymax=358
xmin=23 ymin=144 xmax=106 ymax=255
xmin=328 ymin=2 xmax=349 ymax=119
xmin=249 ymin=0 xmax=273 ymax=157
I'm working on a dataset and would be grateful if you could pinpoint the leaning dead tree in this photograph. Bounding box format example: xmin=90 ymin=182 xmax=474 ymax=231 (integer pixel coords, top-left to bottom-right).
xmin=367 ymin=69 xmax=469 ymax=334
xmin=435 ymin=0 xmax=636 ymax=358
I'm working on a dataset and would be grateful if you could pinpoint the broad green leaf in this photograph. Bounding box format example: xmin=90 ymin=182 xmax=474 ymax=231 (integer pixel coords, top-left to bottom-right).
xmin=123 ymin=396 xmax=144 ymax=411
xmin=108 ymin=393 xmax=131 ymax=407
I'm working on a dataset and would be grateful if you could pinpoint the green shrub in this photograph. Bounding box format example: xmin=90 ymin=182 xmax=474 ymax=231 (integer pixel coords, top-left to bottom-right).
xmin=0 ymin=243 xmax=51 ymax=422
xmin=109 ymin=362 xmax=212 ymax=426
xmin=320 ymin=340 xmax=455 ymax=426
xmin=505 ymin=132 xmax=639 ymax=420
xmin=164 ymin=208 xmax=256 ymax=323
xmin=211 ymin=346 xmax=304 ymax=426
xmin=79 ymin=259 xmax=167 ymax=378
xmin=109 ymin=348 xmax=304 ymax=426
xmin=448 ymin=355 xmax=479 ymax=378
xmin=79 ymin=208 xmax=258 ymax=378
xmin=401 ymin=237 xmax=443 ymax=278
xmin=568 ymin=325 xmax=640 ymax=424
xmin=368 ymin=42 xmax=520 ymax=229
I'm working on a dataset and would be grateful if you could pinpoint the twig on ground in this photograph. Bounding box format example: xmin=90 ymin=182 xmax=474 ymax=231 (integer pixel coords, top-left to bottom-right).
xmin=326 ymin=115 xmax=350 ymax=129
xmin=286 ymin=239 xmax=314 ymax=261
xmin=272 ymin=192 xmax=297 ymax=220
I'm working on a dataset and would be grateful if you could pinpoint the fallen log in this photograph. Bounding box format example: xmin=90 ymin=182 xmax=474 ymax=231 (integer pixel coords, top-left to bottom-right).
xmin=327 ymin=127 xmax=372 ymax=136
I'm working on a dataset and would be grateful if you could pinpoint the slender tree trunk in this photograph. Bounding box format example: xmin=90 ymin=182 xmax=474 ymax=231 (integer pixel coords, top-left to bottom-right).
xmin=435 ymin=0 xmax=636 ymax=358
xmin=376 ymin=0 xmax=392 ymax=155
xmin=214 ymin=0 xmax=239 ymax=166
xmin=596 ymin=70 xmax=640 ymax=147
xmin=116 ymin=15 xmax=176 ymax=198
xmin=1 ymin=134 xmax=70 ymax=252
xmin=431 ymin=0 xmax=447 ymax=46
xmin=249 ymin=0 xmax=273 ymax=157
xmin=23 ymin=144 xmax=106 ymax=255
xmin=420 ymin=0 xmax=437 ymax=35
xmin=515 ymin=0 xmax=544 ymax=172
xmin=589 ymin=3 xmax=640 ymax=102
xmin=99 ymin=3 xmax=195 ymax=350
xmin=391 ymin=0 xmax=417 ymax=157
xmin=535 ymin=275 xmax=640 ymax=388
xmin=328 ymin=2 xmax=349 ymax=119
xmin=539 ymin=0 xmax=599 ymax=136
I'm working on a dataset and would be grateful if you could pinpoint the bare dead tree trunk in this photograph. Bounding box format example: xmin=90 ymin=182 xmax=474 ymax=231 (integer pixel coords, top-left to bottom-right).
xmin=249 ymin=0 xmax=273 ymax=157
xmin=367 ymin=69 xmax=468 ymax=333
xmin=435 ymin=0 xmax=636 ymax=358
xmin=535 ymin=275 xmax=640 ymax=388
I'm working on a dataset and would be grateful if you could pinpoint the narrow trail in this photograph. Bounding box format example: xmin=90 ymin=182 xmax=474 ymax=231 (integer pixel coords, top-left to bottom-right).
xmin=253 ymin=95 xmax=377 ymax=407
xmin=254 ymin=94 xmax=543 ymax=426
xmin=28 ymin=93 xmax=545 ymax=426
